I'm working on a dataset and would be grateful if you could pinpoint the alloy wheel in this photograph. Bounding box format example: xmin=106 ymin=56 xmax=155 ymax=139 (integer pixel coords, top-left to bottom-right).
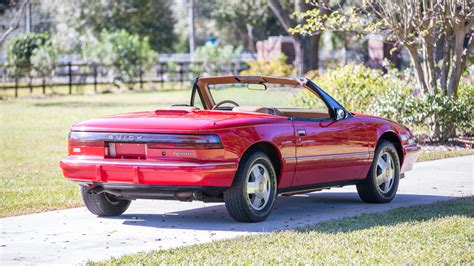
xmin=375 ymin=151 xmax=395 ymax=194
xmin=246 ymin=163 xmax=271 ymax=211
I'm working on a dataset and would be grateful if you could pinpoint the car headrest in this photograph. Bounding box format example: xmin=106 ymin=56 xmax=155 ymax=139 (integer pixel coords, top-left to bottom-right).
xmin=232 ymin=106 xmax=269 ymax=114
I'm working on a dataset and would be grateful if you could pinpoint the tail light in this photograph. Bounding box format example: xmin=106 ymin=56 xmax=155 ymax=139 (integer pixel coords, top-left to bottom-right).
xmin=68 ymin=135 xmax=105 ymax=147
xmin=68 ymin=132 xmax=106 ymax=156
xmin=68 ymin=132 xmax=224 ymax=157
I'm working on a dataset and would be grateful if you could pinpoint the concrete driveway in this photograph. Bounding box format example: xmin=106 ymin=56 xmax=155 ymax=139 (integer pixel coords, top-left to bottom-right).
xmin=1 ymin=155 xmax=472 ymax=264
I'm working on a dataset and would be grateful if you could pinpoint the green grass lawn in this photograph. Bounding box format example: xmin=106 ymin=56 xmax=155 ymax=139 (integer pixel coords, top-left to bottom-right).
xmin=93 ymin=197 xmax=473 ymax=264
xmin=1 ymin=89 xmax=472 ymax=217
xmin=418 ymin=149 xmax=474 ymax=162
xmin=0 ymin=81 xmax=189 ymax=98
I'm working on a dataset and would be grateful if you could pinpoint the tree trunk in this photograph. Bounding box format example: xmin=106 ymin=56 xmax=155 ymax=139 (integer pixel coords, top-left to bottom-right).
xmin=439 ymin=33 xmax=452 ymax=95
xmin=447 ymin=28 xmax=467 ymax=97
xmin=268 ymin=0 xmax=302 ymax=73
xmin=406 ymin=45 xmax=430 ymax=94
xmin=422 ymin=35 xmax=438 ymax=94
xmin=267 ymin=0 xmax=321 ymax=75
xmin=293 ymin=37 xmax=304 ymax=75
xmin=0 ymin=0 xmax=31 ymax=48
xmin=309 ymin=34 xmax=320 ymax=70
xmin=245 ymin=24 xmax=257 ymax=53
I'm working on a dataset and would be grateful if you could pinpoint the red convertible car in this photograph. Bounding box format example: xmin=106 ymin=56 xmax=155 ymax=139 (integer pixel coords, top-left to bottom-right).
xmin=60 ymin=76 xmax=420 ymax=222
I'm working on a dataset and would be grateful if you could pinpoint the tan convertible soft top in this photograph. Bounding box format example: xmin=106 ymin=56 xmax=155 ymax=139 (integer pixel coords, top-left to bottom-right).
xmin=196 ymin=75 xmax=307 ymax=87
xmin=195 ymin=76 xmax=309 ymax=108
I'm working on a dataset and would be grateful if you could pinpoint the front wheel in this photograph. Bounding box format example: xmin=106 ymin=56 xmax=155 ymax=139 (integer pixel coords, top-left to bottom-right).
xmin=356 ymin=140 xmax=401 ymax=203
xmin=81 ymin=187 xmax=131 ymax=216
xmin=224 ymin=152 xmax=277 ymax=222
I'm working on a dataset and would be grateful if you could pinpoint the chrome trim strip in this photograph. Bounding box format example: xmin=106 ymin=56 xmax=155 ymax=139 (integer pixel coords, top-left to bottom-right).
xmin=297 ymin=151 xmax=370 ymax=160
xmin=369 ymin=151 xmax=375 ymax=159
xmin=62 ymin=158 xmax=237 ymax=168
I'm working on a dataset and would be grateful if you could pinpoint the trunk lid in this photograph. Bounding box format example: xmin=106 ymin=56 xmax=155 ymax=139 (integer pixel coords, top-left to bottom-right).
xmin=71 ymin=109 xmax=270 ymax=133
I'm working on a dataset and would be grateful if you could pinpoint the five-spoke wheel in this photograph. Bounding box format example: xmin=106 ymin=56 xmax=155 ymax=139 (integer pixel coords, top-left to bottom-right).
xmin=375 ymin=151 xmax=395 ymax=194
xmin=357 ymin=140 xmax=400 ymax=203
xmin=224 ymin=151 xmax=277 ymax=222
xmin=246 ymin=163 xmax=271 ymax=211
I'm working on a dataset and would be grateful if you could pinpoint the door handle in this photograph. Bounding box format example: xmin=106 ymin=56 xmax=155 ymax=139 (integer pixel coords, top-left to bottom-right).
xmin=297 ymin=129 xmax=306 ymax=136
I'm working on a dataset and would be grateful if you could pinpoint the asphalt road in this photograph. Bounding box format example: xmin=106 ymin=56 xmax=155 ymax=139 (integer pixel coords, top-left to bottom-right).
xmin=1 ymin=155 xmax=472 ymax=264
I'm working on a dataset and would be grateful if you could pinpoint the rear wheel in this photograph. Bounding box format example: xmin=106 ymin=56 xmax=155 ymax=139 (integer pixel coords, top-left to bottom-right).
xmin=224 ymin=152 xmax=277 ymax=222
xmin=357 ymin=140 xmax=400 ymax=203
xmin=81 ymin=187 xmax=131 ymax=216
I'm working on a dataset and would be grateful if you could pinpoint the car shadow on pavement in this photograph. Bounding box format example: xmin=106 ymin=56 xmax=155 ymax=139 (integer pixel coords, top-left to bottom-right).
xmin=105 ymin=192 xmax=454 ymax=233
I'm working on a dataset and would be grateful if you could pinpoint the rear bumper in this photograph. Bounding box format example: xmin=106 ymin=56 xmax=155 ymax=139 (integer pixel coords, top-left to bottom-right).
xmin=81 ymin=182 xmax=226 ymax=201
xmin=401 ymin=144 xmax=421 ymax=173
xmin=60 ymin=156 xmax=238 ymax=187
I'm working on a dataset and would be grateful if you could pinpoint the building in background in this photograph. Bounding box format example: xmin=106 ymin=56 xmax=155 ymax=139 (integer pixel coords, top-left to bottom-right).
xmin=256 ymin=36 xmax=295 ymax=65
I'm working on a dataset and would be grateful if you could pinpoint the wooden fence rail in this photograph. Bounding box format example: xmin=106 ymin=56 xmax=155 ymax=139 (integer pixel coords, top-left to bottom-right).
xmin=0 ymin=61 xmax=248 ymax=97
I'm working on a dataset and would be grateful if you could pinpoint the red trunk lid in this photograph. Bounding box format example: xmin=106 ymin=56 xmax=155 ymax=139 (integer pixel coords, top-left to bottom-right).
xmin=71 ymin=110 xmax=268 ymax=133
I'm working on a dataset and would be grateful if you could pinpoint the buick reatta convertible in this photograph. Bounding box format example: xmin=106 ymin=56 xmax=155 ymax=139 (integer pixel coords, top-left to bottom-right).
xmin=60 ymin=76 xmax=420 ymax=222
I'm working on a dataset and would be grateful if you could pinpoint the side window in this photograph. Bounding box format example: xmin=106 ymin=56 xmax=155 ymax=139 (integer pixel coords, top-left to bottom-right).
xmin=291 ymin=88 xmax=331 ymax=119
xmin=298 ymin=90 xmax=330 ymax=111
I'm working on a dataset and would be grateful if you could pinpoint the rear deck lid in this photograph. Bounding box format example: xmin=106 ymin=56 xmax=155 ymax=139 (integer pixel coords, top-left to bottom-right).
xmin=70 ymin=109 xmax=272 ymax=133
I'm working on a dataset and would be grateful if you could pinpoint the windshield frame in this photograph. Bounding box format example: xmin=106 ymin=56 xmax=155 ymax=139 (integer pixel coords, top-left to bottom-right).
xmin=190 ymin=75 xmax=351 ymax=120
xmin=206 ymin=82 xmax=328 ymax=111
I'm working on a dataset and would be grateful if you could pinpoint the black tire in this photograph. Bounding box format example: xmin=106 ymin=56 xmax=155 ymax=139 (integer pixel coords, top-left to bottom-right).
xmin=356 ymin=140 xmax=400 ymax=203
xmin=81 ymin=187 xmax=131 ymax=216
xmin=224 ymin=152 xmax=277 ymax=222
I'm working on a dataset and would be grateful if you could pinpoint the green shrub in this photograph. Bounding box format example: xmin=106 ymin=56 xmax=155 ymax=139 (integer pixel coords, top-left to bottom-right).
xmin=6 ymin=33 xmax=54 ymax=76
xmin=190 ymin=44 xmax=243 ymax=76
xmin=457 ymin=80 xmax=474 ymax=133
xmin=82 ymin=30 xmax=157 ymax=88
xmin=81 ymin=37 xmax=114 ymax=66
xmin=240 ymin=55 xmax=295 ymax=76
xmin=296 ymin=63 xmax=472 ymax=141
xmin=369 ymin=81 xmax=473 ymax=140
xmin=301 ymin=64 xmax=412 ymax=114
xmin=31 ymin=44 xmax=58 ymax=78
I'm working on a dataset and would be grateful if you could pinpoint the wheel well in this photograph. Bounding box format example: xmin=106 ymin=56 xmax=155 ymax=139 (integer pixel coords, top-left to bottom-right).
xmin=378 ymin=132 xmax=404 ymax=164
xmin=240 ymin=142 xmax=282 ymax=183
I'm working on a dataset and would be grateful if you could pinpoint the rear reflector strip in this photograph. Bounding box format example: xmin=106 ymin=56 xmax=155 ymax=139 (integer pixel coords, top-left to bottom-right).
xmin=69 ymin=132 xmax=223 ymax=149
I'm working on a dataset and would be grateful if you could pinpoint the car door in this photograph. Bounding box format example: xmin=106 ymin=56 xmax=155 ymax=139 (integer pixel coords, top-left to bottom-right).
xmin=291 ymin=116 xmax=370 ymax=187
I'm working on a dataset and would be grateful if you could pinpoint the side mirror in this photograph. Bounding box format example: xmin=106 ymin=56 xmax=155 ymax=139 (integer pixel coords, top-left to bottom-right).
xmin=334 ymin=108 xmax=347 ymax=120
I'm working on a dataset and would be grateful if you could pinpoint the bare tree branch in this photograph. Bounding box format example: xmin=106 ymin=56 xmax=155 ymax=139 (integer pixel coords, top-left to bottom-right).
xmin=267 ymin=0 xmax=296 ymax=32
xmin=0 ymin=0 xmax=31 ymax=48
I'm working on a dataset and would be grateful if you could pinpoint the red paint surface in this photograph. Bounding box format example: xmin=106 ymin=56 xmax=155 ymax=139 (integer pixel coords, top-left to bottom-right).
xmin=61 ymin=109 xmax=420 ymax=190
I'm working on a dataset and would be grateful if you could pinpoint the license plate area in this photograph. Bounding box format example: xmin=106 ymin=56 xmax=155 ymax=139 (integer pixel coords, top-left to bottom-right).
xmin=106 ymin=143 xmax=146 ymax=159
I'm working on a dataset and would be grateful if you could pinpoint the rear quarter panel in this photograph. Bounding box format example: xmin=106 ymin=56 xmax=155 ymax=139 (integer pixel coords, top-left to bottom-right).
xmin=199 ymin=116 xmax=296 ymax=188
